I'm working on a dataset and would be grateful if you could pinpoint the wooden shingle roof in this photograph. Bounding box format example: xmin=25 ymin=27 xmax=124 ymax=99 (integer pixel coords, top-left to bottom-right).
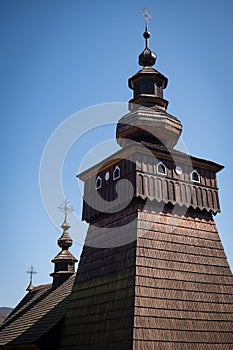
xmin=0 ymin=274 xmax=75 ymax=348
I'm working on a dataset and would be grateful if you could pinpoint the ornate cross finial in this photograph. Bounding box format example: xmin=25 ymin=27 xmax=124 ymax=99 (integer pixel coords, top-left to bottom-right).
xmin=141 ymin=7 xmax=152 ymax=30
xmin=27 ymin=265 xmax=37 ymax=284
xmin=58 ymin=199 xmax=74 ymax=221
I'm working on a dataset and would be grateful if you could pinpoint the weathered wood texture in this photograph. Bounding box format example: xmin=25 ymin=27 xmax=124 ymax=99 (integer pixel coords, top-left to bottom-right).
xmin=59 ymin=202 xmax=233 ymax=349
xmin=59 ymin=245 xmax=136 ymax=349
xmin=133 ymin=207 xmax=233 ymax=348
xmin=59 ymin=205 xmax=139 ymax=350
xmin=82 ymin=149 xmax=222 ymax=222
xmin=0 ymin=275 xmax=75 ymax=349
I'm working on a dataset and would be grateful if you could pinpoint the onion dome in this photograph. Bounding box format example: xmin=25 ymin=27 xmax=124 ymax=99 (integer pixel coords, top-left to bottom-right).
xmin=58 ymin=221 xmax=73 ymax=249
xmin=138 ymin=29 xmax=157 ymax=67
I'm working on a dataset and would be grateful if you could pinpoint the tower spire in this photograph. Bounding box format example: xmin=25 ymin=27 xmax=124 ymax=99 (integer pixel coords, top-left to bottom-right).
xmin=116 ymin=8 xmax=183 ymax=149
xmin=50 ymin=199 xmax=77 ymax=289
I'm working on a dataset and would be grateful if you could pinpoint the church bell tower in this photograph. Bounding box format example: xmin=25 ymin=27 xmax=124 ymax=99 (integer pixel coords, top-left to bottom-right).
xmin=59 ymin=12 xmax=233 ymax=350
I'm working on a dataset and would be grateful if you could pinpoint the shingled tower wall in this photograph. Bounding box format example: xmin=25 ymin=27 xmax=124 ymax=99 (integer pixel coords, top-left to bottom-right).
xmin=59 ymin=20 xmax=233 ymax=350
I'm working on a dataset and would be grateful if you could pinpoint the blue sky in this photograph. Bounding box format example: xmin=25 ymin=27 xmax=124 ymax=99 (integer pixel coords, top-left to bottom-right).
xmin=1 ymin=0 xmax=233 ymax=307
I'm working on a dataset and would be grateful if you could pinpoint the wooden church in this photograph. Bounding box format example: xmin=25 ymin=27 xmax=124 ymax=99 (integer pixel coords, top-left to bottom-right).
xmin=0 ymin=14 xmax=233 ymax=350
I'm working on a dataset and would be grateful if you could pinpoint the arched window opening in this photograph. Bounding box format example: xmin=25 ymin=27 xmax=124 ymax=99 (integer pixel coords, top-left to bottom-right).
xmin=96 ymin=176 xmax=102 ymax=189
xmin=113 ymin=166 xmax=120 ymax=180
xmin=157 ymin=162 xmax=167 ymax=175
xmin=191 ymin=170 xmax=200 ymax=183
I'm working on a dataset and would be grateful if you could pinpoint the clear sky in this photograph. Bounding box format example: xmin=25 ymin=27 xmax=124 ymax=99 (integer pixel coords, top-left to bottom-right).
xmin=1 ymin=0 xmax=233 ymax=308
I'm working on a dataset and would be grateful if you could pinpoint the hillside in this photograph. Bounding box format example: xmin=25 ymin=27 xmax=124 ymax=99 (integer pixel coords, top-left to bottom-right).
xmin=0 ymin=307 xmax=13 ymax=325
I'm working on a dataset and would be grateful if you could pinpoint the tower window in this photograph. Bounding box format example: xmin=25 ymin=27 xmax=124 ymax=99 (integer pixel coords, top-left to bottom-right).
xmin=113 ymin=166 xmax=120 ymax=180
xmin=157 ymin=162 xmax=167 ymax=175
xmin=191 ymin=170 xmax=200 ymax=183
xmin=156 ymin=86 xmax=162 ymax=98
xmin=96 ymin=176 xmax=102 ymax=189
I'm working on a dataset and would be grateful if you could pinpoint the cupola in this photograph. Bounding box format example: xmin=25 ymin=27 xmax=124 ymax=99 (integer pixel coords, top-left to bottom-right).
xmin=50 ymin=200 xmax=77 ymax=289
xmin=116 ymin=11 xmax=182 ymax=149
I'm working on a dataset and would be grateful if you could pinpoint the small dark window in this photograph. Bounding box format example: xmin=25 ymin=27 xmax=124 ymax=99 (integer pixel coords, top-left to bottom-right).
xmin=191 ymin=170 xmax=200 ymax=183
xmin=113 ymin=166 xmax=120 ymax=180
xmin=156 ymin=86 xmax=162 ymax=98
xmin=96 ymin=176 xmax=102 ymax=189
xmin=142 ymin=81 xmax=154 ymax=94
xmin=157 ymin=162 xmax=167 ymax=175
xmin=68 ymin=263 xmax=73 ymax=271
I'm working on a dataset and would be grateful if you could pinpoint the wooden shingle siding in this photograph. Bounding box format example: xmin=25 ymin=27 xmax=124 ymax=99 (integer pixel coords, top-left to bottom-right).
xmin=135 ymin=286 xmax=233 ymax=303
xmin=133 ymin=328 xmax=233 ymax=342
xmin=137 ymin=238 xmax=227 ymax=260
xmin=132 ymin=207 xmax=233 ymax=348
xmin=135 ymin=276 xmax=233 ymax=294
xmin=136 ymin=257 xmax=230 ymax=276
xmin=134 ymin=296 xmax=233 ymax=313
xmin=136 ymin=265 xmax=233 ymax=285
xmin=134 ymin=316 xmax=233 ymax=331
xmin=136 ymin=248 xmax=228 ymax=269
xmin=63 ymin=142 xmax=231 ymax=349
xmin=137 ymin=222 xmax=220 ymax=241
xmin=133 ymin=341 xmax=232 ymax=350
xmin=59 ymin=239 xmax=136 ymax=349
xmin=137 ymin=230 xmax=223 ymax=250
xmin=134 ymin=306 xmax=233 ymax=321
xmin=60 ymin=203 xmax=233 ymax=349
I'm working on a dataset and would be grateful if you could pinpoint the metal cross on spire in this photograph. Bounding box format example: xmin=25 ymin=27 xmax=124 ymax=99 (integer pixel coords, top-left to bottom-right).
xmin=27 ymin=265 xmax=37 ymax=285
xmin=58 ymin=199 xmax=74 ymax=221
xmin=140 ymin=7 xmax=152 ymax=30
